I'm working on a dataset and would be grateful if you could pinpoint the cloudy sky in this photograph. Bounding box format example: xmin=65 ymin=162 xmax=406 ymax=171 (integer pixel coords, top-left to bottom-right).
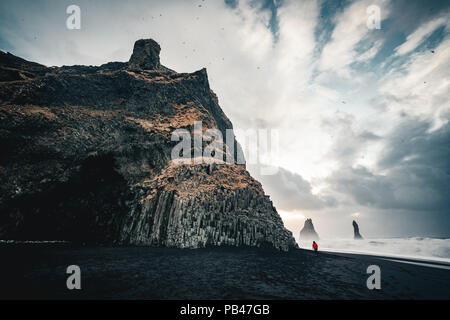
xmin=1 ymin=0 xmax=449 ymax=239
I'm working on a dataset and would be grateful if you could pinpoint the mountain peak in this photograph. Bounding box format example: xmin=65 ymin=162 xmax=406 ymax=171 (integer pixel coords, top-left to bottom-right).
xmin=128 ymin=39 xmax=161 ymax=70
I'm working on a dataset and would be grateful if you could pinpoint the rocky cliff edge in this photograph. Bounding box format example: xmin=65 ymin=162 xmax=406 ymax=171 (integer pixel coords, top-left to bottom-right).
xmin=0 ymin=39 xmax=296 ymax=251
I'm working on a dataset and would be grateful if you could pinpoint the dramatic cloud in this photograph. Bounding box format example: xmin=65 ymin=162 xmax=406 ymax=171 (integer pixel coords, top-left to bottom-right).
xmin=394 ymin=16 xmax=449 ymax=56
xmin=380 ymin=36 xmax=450 ymax=130
xmin=249 ymin=165 xmax=337 ymax=211
xmin=319 ymin=0 xmax=389 ymax=77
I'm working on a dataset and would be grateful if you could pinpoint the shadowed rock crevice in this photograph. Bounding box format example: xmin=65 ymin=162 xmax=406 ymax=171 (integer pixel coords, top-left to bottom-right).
xmin=0 ymin=154 xmax=131 ymax=242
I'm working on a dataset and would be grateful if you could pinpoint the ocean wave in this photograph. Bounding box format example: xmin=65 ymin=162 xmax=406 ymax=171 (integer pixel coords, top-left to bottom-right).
xmin=298 ymin=237 xmax=450 ymax=263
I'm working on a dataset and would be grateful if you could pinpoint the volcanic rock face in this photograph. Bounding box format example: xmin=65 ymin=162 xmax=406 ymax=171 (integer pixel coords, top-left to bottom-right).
xmin=353 ymin=220 xmax=363 ymax=239
xmin=299 ymin=218 xmax=319 ymax=241
xmin=0 ymin=39 xmax=296 ymax=251
xmin=128 ymin=39 xmax=161 ymax=70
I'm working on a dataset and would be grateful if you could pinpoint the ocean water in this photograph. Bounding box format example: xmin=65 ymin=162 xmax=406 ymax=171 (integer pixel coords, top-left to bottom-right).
xmin=298 ymin=237 xmax=450 ymax=263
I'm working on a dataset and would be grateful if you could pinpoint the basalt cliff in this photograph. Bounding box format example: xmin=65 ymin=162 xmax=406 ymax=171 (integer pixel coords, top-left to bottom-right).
xmin=0 ymin=39 xmax=296 ymax=251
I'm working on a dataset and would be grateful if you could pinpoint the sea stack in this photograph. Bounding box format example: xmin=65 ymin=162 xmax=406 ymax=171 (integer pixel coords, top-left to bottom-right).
xmin=299 ymin=218 xmax=319 ymax=241
xmin=0 ymin=39 xmax=297 ymax=251
xmin=352 ymin=220 xmax=363 ymax=239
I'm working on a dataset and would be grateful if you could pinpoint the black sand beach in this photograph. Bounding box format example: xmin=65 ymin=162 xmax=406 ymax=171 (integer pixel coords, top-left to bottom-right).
xmin=0 ymin=244 xmax=449 ymax=300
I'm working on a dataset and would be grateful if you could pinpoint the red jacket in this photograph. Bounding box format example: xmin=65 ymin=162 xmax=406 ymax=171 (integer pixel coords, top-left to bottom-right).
xmin=313 ymin=242 xmax=318 ymax=251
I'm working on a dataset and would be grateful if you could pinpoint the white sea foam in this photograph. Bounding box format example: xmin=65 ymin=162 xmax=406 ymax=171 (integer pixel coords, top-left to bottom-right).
xmin=298 ymin=237 xmax=450 ymax=263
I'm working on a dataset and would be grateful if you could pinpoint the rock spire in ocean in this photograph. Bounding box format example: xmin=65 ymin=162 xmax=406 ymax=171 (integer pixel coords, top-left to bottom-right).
xmin=299 ymin=218 xmax=319 ymax=241
xmin=353 ymin=220 xmax=363 ymax=239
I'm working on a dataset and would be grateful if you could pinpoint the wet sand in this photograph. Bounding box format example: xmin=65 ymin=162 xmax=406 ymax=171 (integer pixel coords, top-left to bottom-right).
xmin=0 ymin=244 xmax=449 ymax=299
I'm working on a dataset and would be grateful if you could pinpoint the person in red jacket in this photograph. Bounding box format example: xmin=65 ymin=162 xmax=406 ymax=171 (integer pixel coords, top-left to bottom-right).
xmin=312 ymin=241 xmax=318 ymax=252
